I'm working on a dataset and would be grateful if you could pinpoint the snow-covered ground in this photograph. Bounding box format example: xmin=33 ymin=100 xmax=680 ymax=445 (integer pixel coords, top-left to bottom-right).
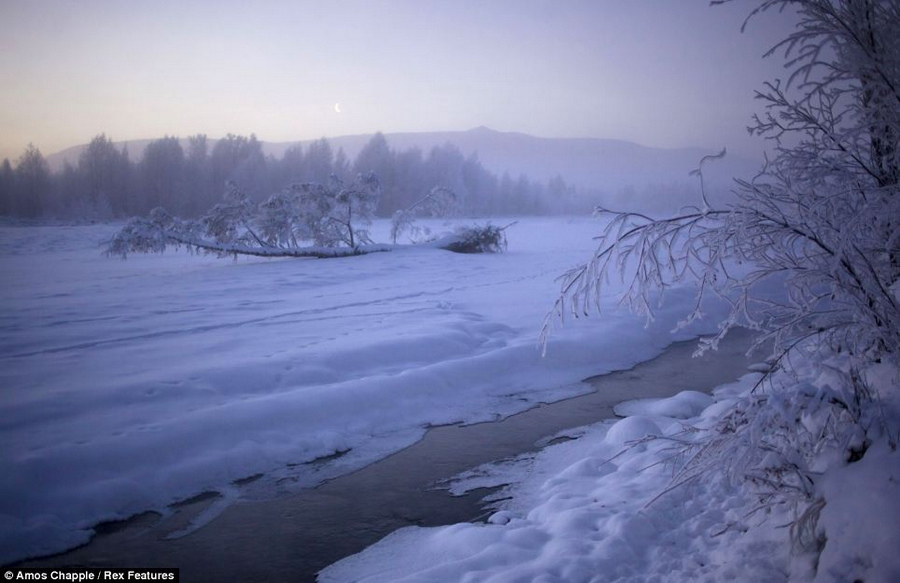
xmin=322 ymin=362 xmax=900 ymax=583
xmin=0 ymin=217 xmax=724 ymax=565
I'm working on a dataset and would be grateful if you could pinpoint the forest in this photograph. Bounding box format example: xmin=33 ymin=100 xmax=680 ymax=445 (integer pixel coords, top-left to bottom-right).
xmin=0 ymin=132 xmax=590 ymax=220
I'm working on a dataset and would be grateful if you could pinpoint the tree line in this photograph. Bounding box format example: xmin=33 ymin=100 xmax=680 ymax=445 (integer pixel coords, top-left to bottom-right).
xmin=0 ymin=132 xmax=591 ymax=220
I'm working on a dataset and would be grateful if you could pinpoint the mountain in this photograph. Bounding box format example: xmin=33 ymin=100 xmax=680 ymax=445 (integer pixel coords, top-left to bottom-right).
xmin=46 ymin=127 xmax=759 ymax=195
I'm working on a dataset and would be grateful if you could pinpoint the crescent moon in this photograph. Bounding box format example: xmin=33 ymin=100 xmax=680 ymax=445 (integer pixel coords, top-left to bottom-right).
xmin=334 ymin=103 xmax=342 ymax=113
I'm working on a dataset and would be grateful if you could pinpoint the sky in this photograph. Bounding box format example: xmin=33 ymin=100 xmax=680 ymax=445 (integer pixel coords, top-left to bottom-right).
xmin=0 ymin=0 xmax=798 ymax=163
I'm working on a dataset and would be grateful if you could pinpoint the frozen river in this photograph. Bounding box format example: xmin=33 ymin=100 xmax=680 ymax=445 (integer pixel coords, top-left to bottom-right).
xmin=1 ymin=217 xmax=726 ymax=564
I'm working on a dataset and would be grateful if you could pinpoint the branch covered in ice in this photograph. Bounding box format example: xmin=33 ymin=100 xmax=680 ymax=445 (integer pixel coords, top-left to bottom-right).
xmin=390 ymin=186 xmax=458 ymax=244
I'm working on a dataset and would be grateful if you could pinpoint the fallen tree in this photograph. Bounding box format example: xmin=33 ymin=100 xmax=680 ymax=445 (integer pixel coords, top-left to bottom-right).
xmin=106 ymin=175 xmax=509 ymax=258
xmin=107 ymin=174 xmax=382 ymax=259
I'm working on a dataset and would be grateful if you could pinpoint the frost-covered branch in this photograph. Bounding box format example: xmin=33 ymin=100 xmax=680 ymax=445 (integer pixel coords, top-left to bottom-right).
xmin=390 ymin=186 xmax=457 ymax=244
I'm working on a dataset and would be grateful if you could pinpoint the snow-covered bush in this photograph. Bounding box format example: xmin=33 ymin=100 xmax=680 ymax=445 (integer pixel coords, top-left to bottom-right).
xmin=390 ymin=186 xmax=457 ymax=244
xmin=440 ymin=223 xmax=510 ymax=254
xmin=543 ymin=0 xmax=899 ymax=567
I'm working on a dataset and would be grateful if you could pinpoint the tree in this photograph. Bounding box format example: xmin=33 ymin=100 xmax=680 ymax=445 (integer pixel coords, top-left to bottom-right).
xmin=393 ymin=148 xmax=427 ymax=212
xmin=547 ymin=174 xmax=571 ymax=214
xmin=107 ymin=173 xmax=384 ymax=258
xmin=461 ymin=151 xmax=497 ymax=215
xmin=311 ymin=172 xmax=380 ymax=248
xmin=0 ymin=158 xmax=13 ymax=216
xmin=184 ymin=134 xmax=211 ymax=216
xmin=78 ymin=134 xmax=129 ymax=216
xmin=279 ymin=143 xmax=305 ymax=187
xmin=543 ymin=0 xmax=899 ymax=554
xmin=209 ymin=134 xmax=267 ymax=203
xmin=511 ymin=174 xmax=532 ymax=214
xmin=333 ymin=147 xmax=351 ymax=183
xmin=14 ymin=144 xmax=51 ymax=218
xmin=354 ymin=133 xmax=396 ymax=215
xmin=140 ymin=136 xmax=185 ymax=214
xmin=424 ymin=144 xmax=467 ymax=211
xmin=390 ymin=186 xmax=457 ymax=243
xmin=305 ymin=138 xmax=335 ymax=185
xmin=56 ymin=161 xmax=83 ymax=218
xmin=232 ymin=134 xmax=269 ymax=198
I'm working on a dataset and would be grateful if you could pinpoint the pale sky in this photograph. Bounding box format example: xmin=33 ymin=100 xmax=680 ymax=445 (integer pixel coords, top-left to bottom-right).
xmin=0 ymin=0 xmax=797 ymax=162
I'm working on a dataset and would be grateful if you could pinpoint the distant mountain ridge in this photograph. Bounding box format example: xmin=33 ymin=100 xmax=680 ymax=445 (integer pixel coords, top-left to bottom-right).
xmin=46 ymin=127 xmax=759 ymax=194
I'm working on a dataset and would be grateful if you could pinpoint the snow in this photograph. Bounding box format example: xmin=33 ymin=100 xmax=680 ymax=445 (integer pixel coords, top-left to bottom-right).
xmin=815 ymin=441 xmax=900 ymax=583
xmin=613 ymin=390 xmax=714 ymax=419
xmin=320 ymin=374 xmax=790 ymax=583
xmin=601 ymin=415 xmax=663 ymax=447
xmin=321 ymin=359 xmax=900 ymax=583
xmin=0 ymin=216 xmax=725 ymax=564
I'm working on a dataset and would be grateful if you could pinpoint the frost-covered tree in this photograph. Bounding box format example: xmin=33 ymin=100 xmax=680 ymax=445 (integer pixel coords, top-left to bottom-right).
xmin=390 ymin=186 xmax=457 ymax=243
xmin=305 ymin=138 xmax=335 ymax=185
xmin=279 ymin=143 xmax=306 ymax=186
xmin=547 ymin=0 xmax=899 ymax=360
xmin=107 ymin=173 xmax=384 ymax=258
xmin=14 ymin=144 xmax=51 ymax=218
xmin=202 ymin=181 xmax=260 ymax=246
xmin=290 ymin=173 xmax=381 ymax=249
xmin=543 ymin=0 xmax=900 ymax=554
xmin=0 ymin=158 xmax=14 ymax=216
xmin=183 ymin=134 xmax=212 ymax=216
xmin=140 ymin=136 xmax=186 ymax=215
xmin=354 ymin=133 xmax=396 ymax=215
xmin=78 ymin=134 xmax=130 ymax=216
xmin=333 ymin=147 xmax=351 ymax=183
xmin=209 ymin=134 xmax=263 ymax=201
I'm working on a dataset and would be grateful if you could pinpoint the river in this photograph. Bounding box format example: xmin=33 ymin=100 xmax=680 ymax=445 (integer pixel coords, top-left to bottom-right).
xmin=22 ymin=329 xmax=757 ymax=582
